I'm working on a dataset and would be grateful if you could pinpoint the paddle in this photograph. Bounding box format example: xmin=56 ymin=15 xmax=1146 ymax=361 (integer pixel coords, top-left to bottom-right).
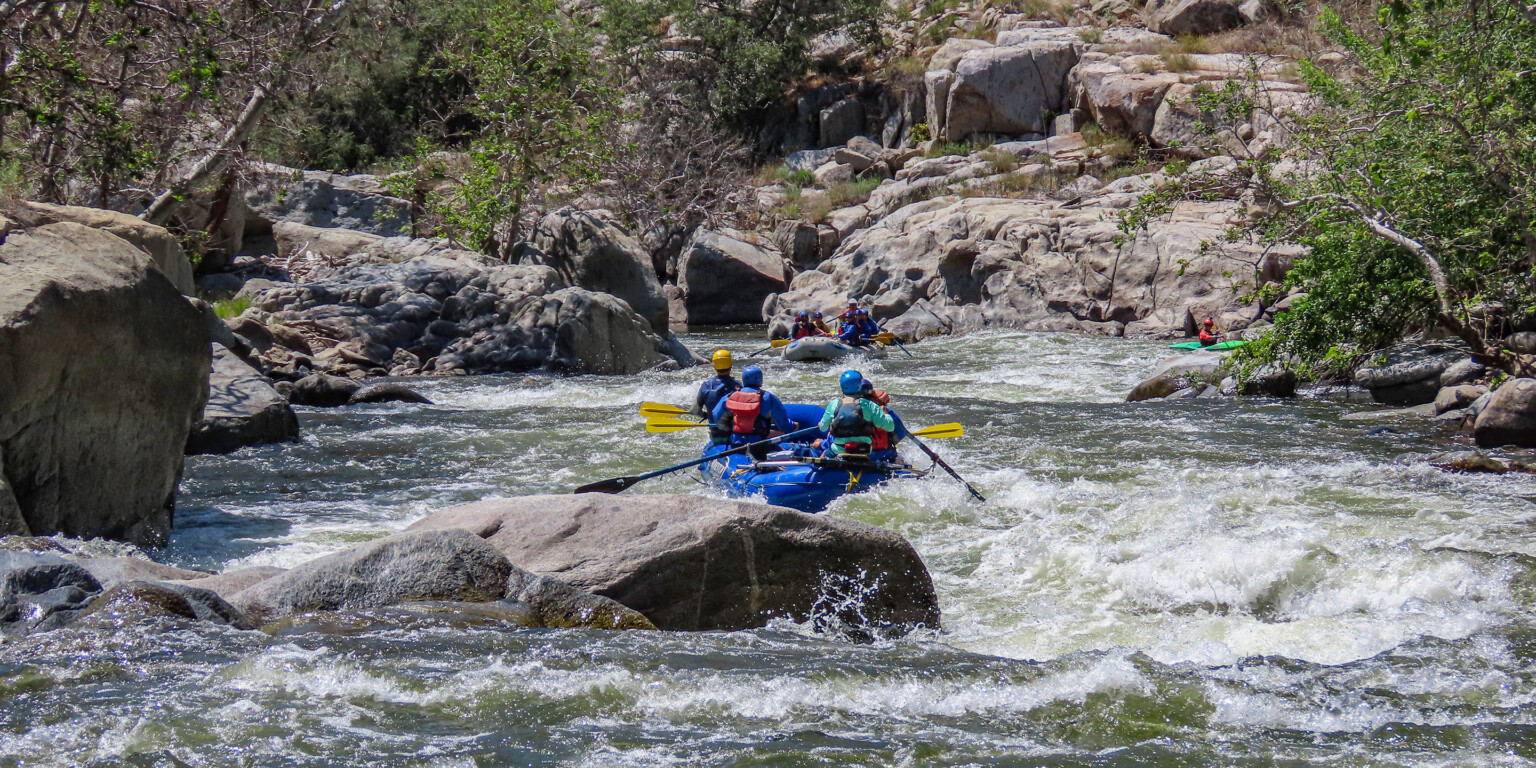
xmin=906 ymin=433 xmax=986 ymax=502
xmin=639 ymin=401 xmax=692 ymax=419
xmin=574 ymin=426 xmax=822 ymax=495
xmin=875 ymin=328 xmax=915 ymax=358
xmin=646 ymin=416 xmax=962 ymax=437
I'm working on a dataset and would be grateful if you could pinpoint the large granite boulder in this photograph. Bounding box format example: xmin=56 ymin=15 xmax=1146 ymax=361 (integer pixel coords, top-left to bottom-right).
xmin=241 ymin=251 xmax=698 ymax=377
xmin=1145 ymin=0 xmax=1248 ymax=36
xmin=242 ymin=163 xmax=413 ymax=237
xmin=186 ymin=346 xmax=300 ymax=455
xmin=676 ymin=229 xmax=791 ymax=325
xmin=0 ymin=223 xmax=209 ymax=545
xmin=526 ymin=209 xmax=670 ymax=332
xmin=766 ymin=192 xmax=1296 ymax=340
xmin=7 ymin=202 xmax=196 ymax=294
xmin=1354 ymin=341 xmax=1469 ymax=406
xmin=409 ymin=494 xmax=941 ymax=636
xmin=1474 ymin=378 xmax=1536 ymax=448
xmin=1128 ymin=354 xmax=1225 ymax=401
xmin=1070 ymin=63 xmax=1179 ymax=139
xmin=229 ymin=529 xmax=512 ymax=624
xmin=944 ymin=41 xmax=1079 ymax=141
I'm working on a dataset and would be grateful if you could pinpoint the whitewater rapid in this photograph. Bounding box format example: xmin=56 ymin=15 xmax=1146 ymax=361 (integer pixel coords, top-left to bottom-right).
xmin=4 ymin=329 xmax=1535 ymax=766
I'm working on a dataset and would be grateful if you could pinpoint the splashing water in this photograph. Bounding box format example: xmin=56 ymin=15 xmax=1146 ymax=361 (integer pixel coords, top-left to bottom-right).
xmin=5 ymin=328 xmax=1536 ymax=766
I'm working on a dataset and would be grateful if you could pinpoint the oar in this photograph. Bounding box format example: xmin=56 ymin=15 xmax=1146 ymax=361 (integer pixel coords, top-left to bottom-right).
xmin=574 ymin=426 xmax=821 ymax=495
xmin=911 ymin=422 xmax=963 ymax=439
xmin=645 ymin=416 xmax=710 ymax=432
xmin=647 ymin=416 xmax=964 ymax=438
xmin=748 ymin=340 xmax=788 ymax=356
xmin=874 ymin=328 xmax=915 ymax=358
xmin=639 ymin=401 xmax=692 ymax=419
xmin=906 ymin=433 xmax=986 ymax=502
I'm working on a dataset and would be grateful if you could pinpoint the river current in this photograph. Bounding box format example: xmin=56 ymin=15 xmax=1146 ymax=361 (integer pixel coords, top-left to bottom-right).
xmin=4 ymin=329 xmax=1536 ymax=766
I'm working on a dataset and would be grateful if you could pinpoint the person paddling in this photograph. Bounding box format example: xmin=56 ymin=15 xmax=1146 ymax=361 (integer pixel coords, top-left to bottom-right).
xmin=819 ymin=370 xmax=895 ymax=458
xmin=791 ymin=311 xmax=819 ymax=340
xmin=1199 ymin=317 xmax=1221 ymax=347
xmin=811 ymin=311 xmax=832 ymax=336
xmin=860 ymin=379 xmax=906 ymax=463
xmin=693 ymin=350 xmax=740 ymax=425
xmin=712 ymin=366 xmax=792 ymax=460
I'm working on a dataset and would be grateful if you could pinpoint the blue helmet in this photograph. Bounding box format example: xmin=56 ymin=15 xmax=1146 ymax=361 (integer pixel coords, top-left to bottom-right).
xmin=839 ymin=369 xmax=864 ymax=395
xmin=743 ymin=366 xmax=764 ymax=388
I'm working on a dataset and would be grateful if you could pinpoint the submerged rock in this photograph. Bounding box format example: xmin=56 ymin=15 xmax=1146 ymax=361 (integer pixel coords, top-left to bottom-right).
xmin=1128 ymin=354 xmax=1225 ymax=402
xmin=72 ymin=581 xmax=254 ymax=631
xmin=409 ymin=494 xmax=941 ymax=636
xmin=348 ymin=383 xmax=432 ymax=405
xmin=0 ymin=222 xmax=209 ymax=545
xmin=0 ymin=552 xmax=102 ymax=635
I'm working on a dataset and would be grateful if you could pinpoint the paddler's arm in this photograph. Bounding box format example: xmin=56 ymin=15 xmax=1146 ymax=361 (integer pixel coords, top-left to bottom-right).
xmin=863 ymin=400 xmax=895 ymax=432
xmin=818 ymin=399 xmax=837 ymax=432
xmin=710 ymin=396 xmax=728 ymax=424
xmin=889 ymin=409 xmax=909 ymax=440
xmin=766 ymin=393 xmax=793 ymax=434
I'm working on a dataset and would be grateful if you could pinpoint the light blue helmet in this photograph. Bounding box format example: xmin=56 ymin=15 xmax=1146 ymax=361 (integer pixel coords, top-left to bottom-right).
xmin=743 ymin=366 xmax=764 ymax=388
xmin=840 ymin=369 xmax=864 ymax=395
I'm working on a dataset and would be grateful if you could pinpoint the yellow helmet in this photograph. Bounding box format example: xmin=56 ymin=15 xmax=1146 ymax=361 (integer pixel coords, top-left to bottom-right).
xmin=712 ymin=349 xmax=733 ymax=371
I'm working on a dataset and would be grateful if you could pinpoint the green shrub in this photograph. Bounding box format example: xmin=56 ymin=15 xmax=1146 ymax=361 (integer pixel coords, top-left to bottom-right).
xmin=212 ymin=297 xmax=251 ymax=319
xmin=775 ymin=166 xmax=816 ymax=187
xmin=925 ymin=140 xmax=972 ymax=158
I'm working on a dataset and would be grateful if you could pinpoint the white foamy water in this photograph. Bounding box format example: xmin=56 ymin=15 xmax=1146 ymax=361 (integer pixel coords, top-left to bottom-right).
xmin=5 ymin=329 xmax=1536 ymax=767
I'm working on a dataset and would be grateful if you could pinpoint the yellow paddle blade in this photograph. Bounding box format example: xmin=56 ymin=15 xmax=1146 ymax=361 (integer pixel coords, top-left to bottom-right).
xmin=639 ymin=401 xmax=690 ymax=418
xmin=912 ymin=422 xmax=963 ymax=439
xmin=873 ymin=332 xmax=896 ymax=344
xmin=771 ymin=339 xmax=792 ymax=348
xmin=645 ymin=416 xmax=711 ymax=433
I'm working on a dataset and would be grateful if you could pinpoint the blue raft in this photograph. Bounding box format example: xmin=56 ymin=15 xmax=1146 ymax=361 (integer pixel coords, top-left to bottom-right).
xmin=696 ymin=403 xmax=922 ymax=512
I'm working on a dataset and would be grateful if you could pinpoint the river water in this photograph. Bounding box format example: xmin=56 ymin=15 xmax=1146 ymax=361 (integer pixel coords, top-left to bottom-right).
xmin=5 ymin=329 xmax=1536 ymax=766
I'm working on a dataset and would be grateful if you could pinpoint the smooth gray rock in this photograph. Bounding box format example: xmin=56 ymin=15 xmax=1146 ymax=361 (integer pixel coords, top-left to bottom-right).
xmin=348 ymin=383 xmax=432 ymax=405
xmin=243 ymin=163 xmax=412 ymax=237
xmin=0 ymin=223 xmax=209 ymax=545
xmin=1475 ymin=378 xmax=1536 ymax=448
xmin=64 ymin=556 xmax=210 ymax=590
xmin=944 ymin=41 xmax=1079 ymax=140
xmin=819 ymin=99 xmax=865 ymax=148
xmin=505 ymin=568 xmax=655 ymax=630
xmin=1128 ymin=354 xmax=1225 ymax=401
xmin=1440 ymin=357 xmax=1488 ymax=387
xmin=526 ymin=208 xmax=670 ymax=332
xmin=409 ymin=494 xmax=941 ymax=636
xmin=8 ymin=202 xmax=196 ymax=294
xmin=287 ymin=373 xmax=362 ymax=407
xmin=676 ymin=229 xmax=791 ymax=325
xmin=187 ymin=346 xmax=301 ymax=454
xmin=1435 ymin=384 xmax=1488 ymax=415
xmin=230 ymin=530 xmax=513 ymax=624
xmin=784 ymin=147 xmax=840 ymax=173
xmin=1146 ymin=0 xmax=1248 ymax=36
xmin=163 ymin=566 xmax=287 ymax=600
xmin=1238 ymin=363 xmax=1297 ymax=398
xmin=1355 ymin=342 xmax=1469 ymax=406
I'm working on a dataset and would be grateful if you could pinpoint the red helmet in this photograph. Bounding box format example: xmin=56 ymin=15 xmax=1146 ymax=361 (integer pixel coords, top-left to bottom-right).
xmin=1203 ymin=318 xmax=1215 ymax=326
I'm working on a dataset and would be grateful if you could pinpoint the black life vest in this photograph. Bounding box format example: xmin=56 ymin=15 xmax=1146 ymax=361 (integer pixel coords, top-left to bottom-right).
xmin=829 ymin=396 xmax=873 ymax=438
xmin=725 ymin=391 xmax=766 ymax=435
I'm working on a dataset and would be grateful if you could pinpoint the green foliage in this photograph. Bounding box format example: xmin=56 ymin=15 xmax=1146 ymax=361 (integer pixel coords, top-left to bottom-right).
xmin=601 ymin=0 xmax=885 ymax=129
xmin=925 ymin=141 xmax=972 ymax=158
xmin=775 ymin=167 xmax=816 ymax=187
xmin=410 ymin=0 xmax=615 ymax=257
xmin=911 ymin=122 xmax=932 ymax=143
xmin=211 ymin=297 xmax=252 ymax=319
xmin=1127 ymin=2 xmax=1536 ymax=374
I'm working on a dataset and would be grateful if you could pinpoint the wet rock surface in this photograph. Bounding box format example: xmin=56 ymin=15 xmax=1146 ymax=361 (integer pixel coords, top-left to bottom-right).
xmin=409 ymin=494 xmax=942 ymax=636
xmin=186 ymin=346 xmax=301 ymax=455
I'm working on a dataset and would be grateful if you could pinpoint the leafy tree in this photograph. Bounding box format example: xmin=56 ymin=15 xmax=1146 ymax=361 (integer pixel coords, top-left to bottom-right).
xmin=1128 ymin=0 xmax=1536 ymax=375
xmin=403 ymin=0 xmax=615 ymax=258
xmin=601 ymin=0 xmax=886 ymax=129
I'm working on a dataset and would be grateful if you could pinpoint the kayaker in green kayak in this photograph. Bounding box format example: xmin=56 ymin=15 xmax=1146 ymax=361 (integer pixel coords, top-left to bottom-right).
xmin=1199 ymin=317 xmax=1221 ymax=347
xmin=818 ymin=370 xmax=896 ymax=458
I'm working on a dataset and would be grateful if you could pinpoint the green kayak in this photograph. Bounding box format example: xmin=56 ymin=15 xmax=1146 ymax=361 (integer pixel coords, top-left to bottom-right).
xmin=1169 ymin=340 xmax=1247 ymax=351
